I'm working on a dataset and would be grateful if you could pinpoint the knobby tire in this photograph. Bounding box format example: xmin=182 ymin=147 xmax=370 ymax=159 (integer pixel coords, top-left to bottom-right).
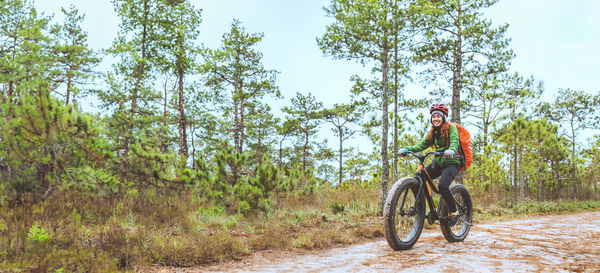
xmin=440 ymin=184 xmax=473 ymax=242
xmin=383 ymin=177 xmax=426 ymax=250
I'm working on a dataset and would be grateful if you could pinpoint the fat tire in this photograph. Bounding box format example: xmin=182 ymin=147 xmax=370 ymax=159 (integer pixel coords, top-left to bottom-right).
xmin=440 ymin=184 xmax=473 ymax=242
xmin=383 ymin=177 xmax=426 ymax=250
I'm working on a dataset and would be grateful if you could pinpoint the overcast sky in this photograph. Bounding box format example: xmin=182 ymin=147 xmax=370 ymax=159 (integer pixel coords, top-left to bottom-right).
xmin=34 ymin=0 xmax=600 ymax=151
xmin=35 ymin=0 xmax=600 ymax=99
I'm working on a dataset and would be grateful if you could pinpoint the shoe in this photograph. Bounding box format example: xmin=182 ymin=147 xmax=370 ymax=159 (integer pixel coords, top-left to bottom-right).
xmin=448 ymin=212 xmax=460 ymax=226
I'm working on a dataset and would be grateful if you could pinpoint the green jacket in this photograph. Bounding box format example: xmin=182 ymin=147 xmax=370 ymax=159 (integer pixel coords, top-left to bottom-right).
xmin=407 ymin=124 xmax=462 ymax=166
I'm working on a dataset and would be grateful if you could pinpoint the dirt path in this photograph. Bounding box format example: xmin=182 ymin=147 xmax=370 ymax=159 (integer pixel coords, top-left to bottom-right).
xmin=157 ymin=211 xmax=600 ymax=273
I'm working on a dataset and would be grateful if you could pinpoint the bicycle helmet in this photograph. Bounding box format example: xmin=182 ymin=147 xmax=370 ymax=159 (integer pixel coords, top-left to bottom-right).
xmin=429 ymin=103 xmax=449 ymax=117
xmin=429 ymin=103 xmax=448 ymax=126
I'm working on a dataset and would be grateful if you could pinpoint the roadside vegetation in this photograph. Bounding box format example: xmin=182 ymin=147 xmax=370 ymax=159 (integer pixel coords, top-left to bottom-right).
xmin=2 ymin=183 xmax=599 ymax=272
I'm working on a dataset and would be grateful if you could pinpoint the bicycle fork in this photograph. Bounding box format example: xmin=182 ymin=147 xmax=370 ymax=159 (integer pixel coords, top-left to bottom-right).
xmin=405 ymin=164 xmax=440 ymax=219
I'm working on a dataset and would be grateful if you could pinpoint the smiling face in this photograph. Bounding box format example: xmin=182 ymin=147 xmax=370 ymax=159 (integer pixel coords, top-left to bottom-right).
xmin=431 ymin=113 xmax=443 ymax=127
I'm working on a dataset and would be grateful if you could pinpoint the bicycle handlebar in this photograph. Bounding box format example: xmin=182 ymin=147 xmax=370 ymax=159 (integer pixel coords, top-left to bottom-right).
xmin=399 ymin=150 xmax=463 ymax=162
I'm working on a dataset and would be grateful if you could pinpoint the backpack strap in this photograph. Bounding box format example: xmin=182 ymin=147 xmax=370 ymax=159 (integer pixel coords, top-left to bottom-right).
xmin=456 ymin=139 xmax=466 ymax=169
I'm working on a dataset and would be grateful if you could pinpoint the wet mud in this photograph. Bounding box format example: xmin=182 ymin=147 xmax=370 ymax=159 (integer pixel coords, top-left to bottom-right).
xmin=157 ymin=211 xmax=600 ymax=273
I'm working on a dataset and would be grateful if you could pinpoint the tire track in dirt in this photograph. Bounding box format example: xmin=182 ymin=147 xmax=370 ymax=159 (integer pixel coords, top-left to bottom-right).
xmin=156 ymin=211 xmax=600 ymax=273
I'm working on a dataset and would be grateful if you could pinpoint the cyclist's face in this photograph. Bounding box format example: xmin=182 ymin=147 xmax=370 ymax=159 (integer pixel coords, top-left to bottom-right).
xmin=431 ymin=113 xmax=443 ymax=127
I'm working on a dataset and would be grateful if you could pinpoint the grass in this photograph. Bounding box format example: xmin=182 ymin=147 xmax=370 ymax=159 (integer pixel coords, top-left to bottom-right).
xmin=472 ymin=199 xmax=600 ymax=222
xmin=0 ymin=186 xmax=598 ymax=272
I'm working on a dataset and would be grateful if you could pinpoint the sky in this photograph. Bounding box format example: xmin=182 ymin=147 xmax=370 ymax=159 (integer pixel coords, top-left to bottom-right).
xmin=34 ymin=0 xmax=600 ymax=151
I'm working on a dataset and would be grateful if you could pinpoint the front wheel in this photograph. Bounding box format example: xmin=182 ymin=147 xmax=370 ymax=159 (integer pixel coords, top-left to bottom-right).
xmin=383 ymin=177 xmax=426 ymax=250
xmin=440 ymin=184 xmax=473 ymax=242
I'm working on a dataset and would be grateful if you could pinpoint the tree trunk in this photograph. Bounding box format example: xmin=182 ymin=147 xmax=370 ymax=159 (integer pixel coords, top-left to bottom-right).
xmin=163 ymin=77 xmax=168 ymax=127
xmin=380 ymin=36 xmax=390 ymax=213
xmin=191 ymin=126 xmax=196 ymax=169
xmin=392 ymin=6 xmax=399 ymax=183
xmin=233 ymin=51 xmax=242 ymax=154
xmin=303 ymin=129 xmax=309 ymax=171
xmin=512 ymin=143 xmax=517 ymax=206
xmin=450 ymin=5 xmax=464 ymax=184
xmin=256 ymin=131 xmax=263 ymax=164
xmin=519 ymin=149 xmax=524 ymax=202
xmin=450 ymin=4 xmax=462 ymax=124
xmin=586 ymin=179 xmax=594 ymax=199
xmin=233 ymin=85 xmax=240 ymax=154
xmin=482 ymin=80 xmax=489 ymax=148
xmin=66 ymin=73 xmax=72 ymax=105
xmin=279 ymin=137 xmax=284 ymax=172
xmin=503 ymin=180 xmax=508 ymax=204
xmin=339 ymin=129 xmax=343 ymax=186
xmin=178 ymin=38 xmax=188 ymax=157
xmin=483 ymin=124 xmax=489 ymax=152
xmin=160 ymin=76 xmax=168 ymax=152
xmin=571 ymin=129 xmax=577 ymax=200
xmin=125 ymin=0 xmax=149 ymax=155
xmin=278 ymin=136 xmax=285 ymax=185
xmin=555 ymin=162 xmax=561 ymax=200
xmin=536 ymin=151 xmax=541 ymax=202
xmin=240 ymin=100 xmax=245 ymax=154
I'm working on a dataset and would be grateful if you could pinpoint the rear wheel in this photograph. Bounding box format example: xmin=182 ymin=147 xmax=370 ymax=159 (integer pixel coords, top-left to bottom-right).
xmin=383 ymin=177 xmax=426 ymax=250
xmin=440 ymin=184 xmax=473 ymax=242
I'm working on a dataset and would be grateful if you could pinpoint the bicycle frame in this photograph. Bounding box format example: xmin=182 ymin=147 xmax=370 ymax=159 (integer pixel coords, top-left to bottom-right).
xmin=398 ymin=151 xmax=462 ymax=222
xmin=414 ymin=159 xmax=443 ymax=221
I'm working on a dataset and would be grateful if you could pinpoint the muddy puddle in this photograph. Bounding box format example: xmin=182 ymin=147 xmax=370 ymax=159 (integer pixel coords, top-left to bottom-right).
xmin=157 ymin=211 xmax=600 ymax=273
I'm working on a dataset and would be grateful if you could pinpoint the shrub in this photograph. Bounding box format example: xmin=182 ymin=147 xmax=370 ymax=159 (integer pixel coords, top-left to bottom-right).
xmin=27 ymin=224 xmax=52 ymax=243
xmin=0 ymin=93 xmax=113 ymax=204
xmin=329 ymin=201 xmax=345 ymax=214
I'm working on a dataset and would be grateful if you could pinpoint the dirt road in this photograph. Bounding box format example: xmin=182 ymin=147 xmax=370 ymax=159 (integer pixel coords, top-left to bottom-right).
xmin=160 ymin=211 xmax=600 ymax=272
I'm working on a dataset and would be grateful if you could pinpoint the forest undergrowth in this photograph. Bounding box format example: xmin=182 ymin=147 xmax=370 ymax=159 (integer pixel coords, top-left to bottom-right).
xmin=1 ymin=186 xmax=599 ymax=272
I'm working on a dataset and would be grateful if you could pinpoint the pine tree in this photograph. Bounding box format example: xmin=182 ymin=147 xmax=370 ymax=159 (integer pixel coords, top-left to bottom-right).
xmin=201 ymin=19 xmax=279 ymax=154
xmin=0 ymin=2 xmax=109 ymax=202
xmin=1 ymin=91 xmax=109 ymax=203
xmin=0 ymin=0 xmax=52 ymax=107
xmin=545 ymin=89 xmax=599 ymax=200
xmin=245 ymin=102 xmax=279 ymax=163
xmin=282 ymin=92 xmax=323 ymax=171
xmin=103 ymin=0 xmax=164 ymax=155
xmin=155 ymin=0 xmax=202 ymax=157
xmin=321 ymin=103 xmax=360 ymax=186
xmin=318 ymin=0 xmax=413 ymax=209
xmin=49 ymin=5 xmax=100 ymax=106
xmin=412 ymin=0 xmax=514 ymax=124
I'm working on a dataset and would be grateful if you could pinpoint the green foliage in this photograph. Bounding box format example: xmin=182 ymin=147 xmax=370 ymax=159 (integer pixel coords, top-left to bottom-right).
xmin=197 ymin=206 xmax=225 ymax=217
xmin=0 ymin=91 xmax=114 ymax=203
xmin=512 ymin=201 xmax=600 ymax=215
xmin=194 ymin=157 xmax=228 ymax=204
xmin=49 ymin=5 xmax=100 ymax=105
xmin=114 ymin=140 xmax=188 ymax=190
xmin=282 ymin=164 xmax=318 ymax=196
xmin=329 ymin=200 xmax=345 ymax=214
xmin=200 ymin=19 xmax=280 ymax=154
xmin=282 ymin=92 xmax=324 ymax=171
xmin=27 ymin=224 xmax=52 ymax=243
xmin=195 ymin=148 xmax=282 ymax=215
xmin=321 ymin=103 xmax=361 ymax=185
xmin=412 ymin=0 xmax=514 ymax=122
xmin=235 ymin=159 xmax=280 ymax=215
xmin=343 ymin=152 xmax=371 ymax=185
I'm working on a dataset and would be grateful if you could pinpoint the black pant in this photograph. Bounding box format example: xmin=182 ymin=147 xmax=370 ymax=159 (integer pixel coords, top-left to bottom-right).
xmin=424 ymin=163 xmax=460 ymax=213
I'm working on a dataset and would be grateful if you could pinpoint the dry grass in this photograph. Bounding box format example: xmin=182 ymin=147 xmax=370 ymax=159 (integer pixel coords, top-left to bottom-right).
xmin=1 ymin=186 xmax=597 ymax=272
xmin=0 ymin=186 xmax=383 ymax=271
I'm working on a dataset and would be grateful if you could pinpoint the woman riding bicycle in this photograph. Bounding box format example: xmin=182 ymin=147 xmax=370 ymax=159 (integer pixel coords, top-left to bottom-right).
xmin=399 ymin=103 xmax=461 ymax=225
